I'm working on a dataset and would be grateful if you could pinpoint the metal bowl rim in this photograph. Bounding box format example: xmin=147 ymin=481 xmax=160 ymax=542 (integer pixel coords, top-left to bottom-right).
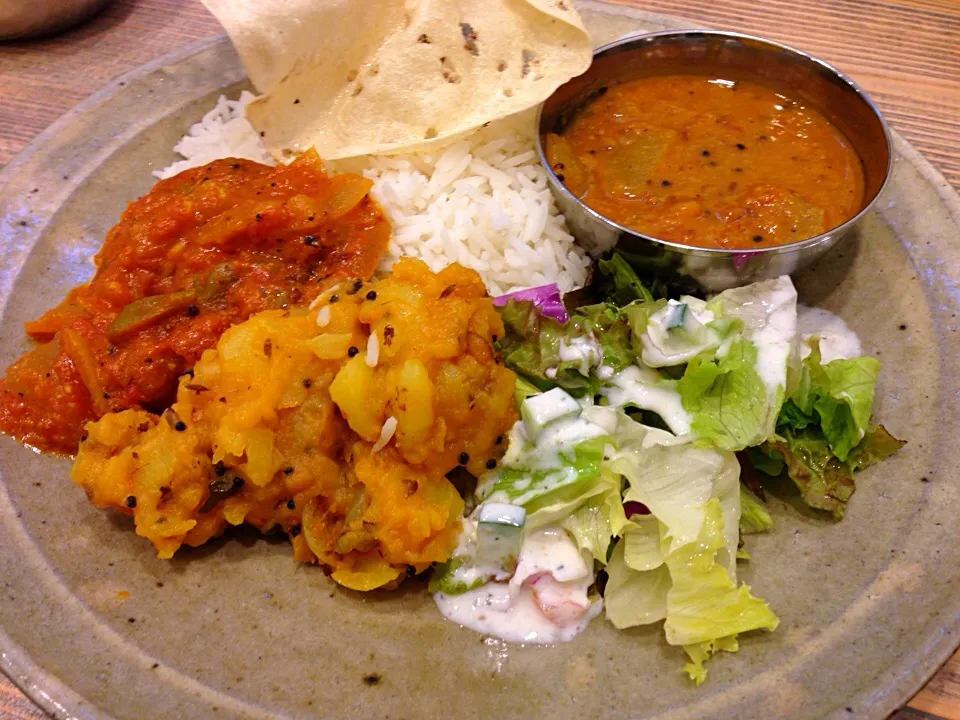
xmin=534 ymin=28 xmax=895 ymax=258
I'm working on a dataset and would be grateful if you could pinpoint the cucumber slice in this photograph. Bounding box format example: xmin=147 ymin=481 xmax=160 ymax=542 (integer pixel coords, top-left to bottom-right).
xmin=521 ymin=387 xmax=581 ymax=441
xmin=478 ymin=502 xmax=527 ymax=527
xmin=428 ymin=555 xmax=490 ymax=595
xmin=477 ymin=503 xmax=526 ymax=573
xmin=664 ymin=302 xmax=687 ymax=330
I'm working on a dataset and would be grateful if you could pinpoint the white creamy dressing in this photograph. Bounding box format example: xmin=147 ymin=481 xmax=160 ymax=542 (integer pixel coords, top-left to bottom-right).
xmin=641 ymin=297 xmax=719 ymax=367
xmin=512 ymin=527 xmax=591 ymax=583
xmin=537 ymin=415 xmax=608 ymax=451
xmin=444 ymin=518 xmax=513 ymax=587
xmin=500 ymin=414 xmax=608 ymax=473
xmin=496 ymin=419 xmax=531 ymax=467
xmin=434 ymin=527 xmax=601 ymax=644
xmin=724 ymin=276 xmax=798 ymax=402
xmin=521 ymin=387 xmax=582 ymax=440
xmin=797 ymin=305 xmax=862 ymax=362
xmin=557 ymin=334 xmax=603 ymax=376
xmin=483 ymin=412 xmax=610 ymax=505
xmin=600 ymin=365 xmax=692 ymax=435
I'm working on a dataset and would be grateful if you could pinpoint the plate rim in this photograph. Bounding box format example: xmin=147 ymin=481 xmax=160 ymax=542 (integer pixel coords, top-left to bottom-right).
xmin=0 ymin=35 xmax=230 ymax=720
xmin=0 ymin=9 xmax=959 ymax=719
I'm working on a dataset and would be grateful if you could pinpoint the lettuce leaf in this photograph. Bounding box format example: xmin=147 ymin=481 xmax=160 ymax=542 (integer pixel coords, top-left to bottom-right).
xmin=760 ymin=339 xmax=904 ymax=519
xmin=607 ymin=432 xmax=719 ymax=552
xmin=746 ymin=445 xmax=785 ymax=477
xmin=603 ymin=540 xmax=670 ymax=629
xmin=480 ymin=434 xmax=610 ymax=507
xmin=623 ymin=514 xmax=664 ymax=571
xmin=761 ymin=424 xmax=905 ymax=520
xmin=597 ymin=251 xmax=656 ymax=306
xmin=677 ymin=337 xmax=769 ymax=451
xmin=603 ymin=497 xmax=777 ymax=680
xmin=780 ymin=344 xmax=880 ymax=461
xmin=683 ymin=636 xmax=740 ymax=686
xmin=497 ymin=300 xmax=634 ymax=397
xmin=576 ymin=303 xmax=635 ymax=372
xmin=664 ymin=499 xmax=779 ymax=681
xmin=713 ymin=453 xmax=744 ymax=577
xmin=560 ymin=475 xmax=630 ymax=564
xmin=604 ymin=416 xmax=742 ymax=572
xmin=621 ymin=298 xmax=667 ymax=336
xmin=847 ymin=424 xmax=907 ymax=470
xmin=739 ymin=486 xmax=774 ymax=534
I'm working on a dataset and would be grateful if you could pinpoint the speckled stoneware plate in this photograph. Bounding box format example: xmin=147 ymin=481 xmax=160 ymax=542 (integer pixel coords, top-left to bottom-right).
xmin=0 ymin=3 xmax=958 ymax=719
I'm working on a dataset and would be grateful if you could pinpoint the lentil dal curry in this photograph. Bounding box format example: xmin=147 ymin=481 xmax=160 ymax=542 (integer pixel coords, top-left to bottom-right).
xmin=545 ymin=74 xmax=865 ymax=249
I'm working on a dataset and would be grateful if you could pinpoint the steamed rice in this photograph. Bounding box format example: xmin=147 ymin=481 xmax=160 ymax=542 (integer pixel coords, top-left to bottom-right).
xmin=156 ymin=94 xmax=589 ymax=295
xmin=157 ymin=92 xmax=273 ymax=177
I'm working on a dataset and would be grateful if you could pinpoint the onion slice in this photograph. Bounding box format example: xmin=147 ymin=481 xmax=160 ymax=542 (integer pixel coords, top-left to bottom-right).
xmin=493 ymin=283 xmax=568 ymax=323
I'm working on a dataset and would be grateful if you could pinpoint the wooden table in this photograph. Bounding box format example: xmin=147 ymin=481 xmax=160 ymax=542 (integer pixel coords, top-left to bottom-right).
xmin=0 ymin=0 xmax=958 ymax=717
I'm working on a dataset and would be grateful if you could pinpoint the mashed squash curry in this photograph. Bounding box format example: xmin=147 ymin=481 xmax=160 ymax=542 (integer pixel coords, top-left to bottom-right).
xmin=71 ymin=259 xmax=517 ymax=590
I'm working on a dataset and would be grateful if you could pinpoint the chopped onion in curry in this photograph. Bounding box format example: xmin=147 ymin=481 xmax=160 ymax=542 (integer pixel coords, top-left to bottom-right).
xmin=0 ymin=151 xmax=389 ymax=453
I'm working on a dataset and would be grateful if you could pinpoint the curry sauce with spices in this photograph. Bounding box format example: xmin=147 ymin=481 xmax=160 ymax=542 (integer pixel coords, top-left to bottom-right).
xmin=545 ymin=75 xmax=865 ymax=249
xmin=0 ymin=151 xmax=389 ymax=454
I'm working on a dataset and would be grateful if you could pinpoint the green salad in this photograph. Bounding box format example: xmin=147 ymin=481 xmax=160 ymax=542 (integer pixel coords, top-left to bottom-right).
xmin=431 ymin=253 xmax=904 ymax=683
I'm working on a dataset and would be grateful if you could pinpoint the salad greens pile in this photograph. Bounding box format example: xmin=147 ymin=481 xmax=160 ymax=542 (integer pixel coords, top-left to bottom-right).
xmin=434 ymin=252 xmax=903 ymax=683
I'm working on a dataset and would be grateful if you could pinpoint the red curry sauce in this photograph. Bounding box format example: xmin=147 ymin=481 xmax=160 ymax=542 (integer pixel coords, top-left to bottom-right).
xmin=0 ymin=151 xmax=389 ymax=454
xmin=545 ymin=75 xmax=865 ymax=249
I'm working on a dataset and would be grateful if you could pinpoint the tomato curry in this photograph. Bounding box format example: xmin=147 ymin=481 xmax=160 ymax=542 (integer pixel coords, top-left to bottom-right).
xmin=0 ymin=151 xmax=389 ymax=454
xmin=545 ymin=75 xmax=865 ymax=250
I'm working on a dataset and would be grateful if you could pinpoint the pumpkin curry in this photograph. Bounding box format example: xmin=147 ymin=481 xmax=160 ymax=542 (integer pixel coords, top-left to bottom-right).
xmin=0 ymin=147 xmax=519 ymax=589
xmin=544 ymin=74 xmax=865 ymax=249
xmin=71 ymin=259 xmax=517 ymax=590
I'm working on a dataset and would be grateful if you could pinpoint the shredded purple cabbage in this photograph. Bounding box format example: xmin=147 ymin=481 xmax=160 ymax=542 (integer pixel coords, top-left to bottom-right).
xmin=492 ymin=283 xmax=569 ymax=323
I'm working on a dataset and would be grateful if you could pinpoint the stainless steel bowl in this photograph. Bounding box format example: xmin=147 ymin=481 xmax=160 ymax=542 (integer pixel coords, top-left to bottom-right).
xmin=0 ymin=0 xmax=112 ymax=40
xmin=536 ymin=30 xmax=893 ymax=292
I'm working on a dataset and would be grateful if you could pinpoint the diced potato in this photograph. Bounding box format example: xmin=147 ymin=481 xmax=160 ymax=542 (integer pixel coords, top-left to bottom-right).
xmin=70 ymin=258 xmax=518 ymax=589
xmin=329 ymin=356 xmax=384 ymax=441
xmin=240 ymin=427 xmax=279 ymax=487
xmin=306 ymin=333 xmax=354 ymax=360
xmin=392 ymin=359 xmax=435 ymax=458
xmin=331 ymin=553 xmax=401 ymax=591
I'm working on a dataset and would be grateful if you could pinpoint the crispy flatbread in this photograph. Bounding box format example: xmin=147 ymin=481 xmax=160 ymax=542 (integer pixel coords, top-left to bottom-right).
xmin=202 ymin=0 xmax=592 ymax=159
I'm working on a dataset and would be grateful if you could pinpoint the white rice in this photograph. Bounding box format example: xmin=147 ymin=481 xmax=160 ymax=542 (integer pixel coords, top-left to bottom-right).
xmin=365 ymin=331 xmax=379 ymax=368
xmin=156 ymin=92 xmax=273 ymax=178
xmin=314 ymin=305 xmax=331 ymax=327
xmin=155 ymin=94 xmax=589 ymax=295
xmin=371 ymin=416 xmax=398 ymax=453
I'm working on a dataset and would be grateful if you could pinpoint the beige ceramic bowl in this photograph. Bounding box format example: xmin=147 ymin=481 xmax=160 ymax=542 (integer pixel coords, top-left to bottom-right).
xmin=0 ymin=0 xmax=111 ymax=40
xmin=537 ymin=30 xmax=894 ymax=291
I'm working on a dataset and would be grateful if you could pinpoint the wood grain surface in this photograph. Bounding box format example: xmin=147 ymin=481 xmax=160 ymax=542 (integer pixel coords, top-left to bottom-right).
xmin=0 ymin=0 xmax=958 ymax=718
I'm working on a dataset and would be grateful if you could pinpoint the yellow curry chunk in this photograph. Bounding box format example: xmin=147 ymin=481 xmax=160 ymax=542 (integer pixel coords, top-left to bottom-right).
xmin=71 ymin=259 xmax=517 ymax=590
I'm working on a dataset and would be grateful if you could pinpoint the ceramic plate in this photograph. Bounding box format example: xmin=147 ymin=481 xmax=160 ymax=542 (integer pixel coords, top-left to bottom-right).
xmin=0 ymin=3 xmax=958 ymax=719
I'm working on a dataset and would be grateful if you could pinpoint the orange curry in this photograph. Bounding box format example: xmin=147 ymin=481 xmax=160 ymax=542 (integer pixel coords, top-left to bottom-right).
xmin=0 ymin=151 xmax=389 ymax=454
xmin=545 ymin=75 xmax=865 ymax=249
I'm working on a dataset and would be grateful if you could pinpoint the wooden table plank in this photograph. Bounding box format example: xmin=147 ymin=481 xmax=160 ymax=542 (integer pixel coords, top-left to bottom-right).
xmin=0 ymin=0 xmax=958 ymax=718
